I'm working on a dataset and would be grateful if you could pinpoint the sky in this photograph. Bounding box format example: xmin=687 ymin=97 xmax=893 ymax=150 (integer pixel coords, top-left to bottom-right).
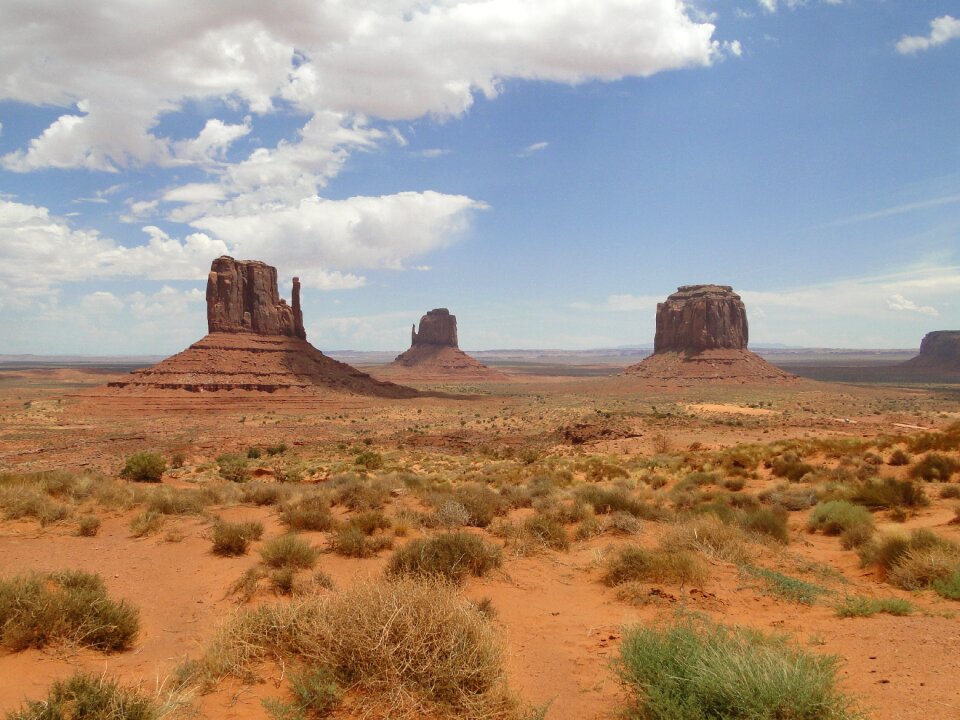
xmin=0 ymin=0 xmax=958 ymax=355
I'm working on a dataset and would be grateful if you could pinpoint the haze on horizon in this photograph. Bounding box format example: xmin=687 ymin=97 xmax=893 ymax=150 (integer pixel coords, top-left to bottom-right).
xmin=0 ymin=1 xmax=957 ymax=356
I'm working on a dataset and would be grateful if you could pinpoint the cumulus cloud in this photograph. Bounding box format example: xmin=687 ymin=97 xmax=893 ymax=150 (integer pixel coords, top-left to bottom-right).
xmin=79 ymin=291 xmax=123 ymax=314
xmin=887 ymin=293 xmax=938 ymax=317
xmin=896 ymin=15 xmax=960 ymax=55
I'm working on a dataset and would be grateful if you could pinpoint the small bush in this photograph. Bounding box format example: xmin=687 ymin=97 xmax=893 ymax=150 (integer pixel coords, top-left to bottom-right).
xmin=354 ymin=450 xmax=384 ymax=470
xmin=435 ymin=500 xmax=471 ymax=528
xmin=887 ymin=449 xmax=911 ymax=466
xmin=5 ymin=672 xmax=157 ymax=720
xmin=0 ymin=486 xmax=70 ymax=526
xmin=835 ymin=596 xmax=913 ymax=618
xmin=661 ymin=515 xmax=752 ymax=564
xmin=932 ymin=571 xmax=960 ymax=600
xmin=616 ymin=619 xmax=860 ymax=720
xmin=739 ymin=507 xmax=789 ymax=544
xmin=770 ymin=452 xmax=815 ymax=482
xmin=146 ymin=487 xmax=208 ymax=515
xmin=523 ymin=514 xmax=570 ymax=551
xmin=212 ymin=520 xmax=264 ymax=556
xmin=742 ymin=565 xmax=828 ymax=605
xmin=260 ymin=534 xmax=319 ymax=570
xmin=607 ymin=511 xmax=642 ymax=535
xmin=909 ymin=453 xmax=960 ymax=482
xmin=0 ymin=570 xmax=139 ymax=652
xmin=940 ymin=485 xmax=960 ymax=499
xmin=851 ymin=477 xmax=928 ymax=510
xmin=280 ymin=495 xmax=335 ymax=532
xmin=349 ymin=509 xmax=391 ymax=535
xmin=807 ymin=501 xmax=874 ymax=540
xmin=888 ymin=544 xmax=960 ymax=591
xmin=240 ymin=482 xmax=288 ymax=506
xmin=329 ymin=525 xmax=393 ymax=558
xmin=129 ymin=510 xmax=164 ymax=537
xmin=387 ymin=532 xmax=502 ymax=584
xmin=120 ymin=452 xmax=166 ymax=483
xmin=217 ymin=453 xmax=251 ymax=483
xmin=333 ymin=475 xmax=390 ymax=510
xmin=77 ymin=514 xmax=101 ymax=537
xmin=574 ymin=485 xmax=644 ymax=516
xmin=450 ymin=484 xmax=507 ymax=527
xmin=603 ymin=546 xmax=706 ymax=587
xmin=287 ymin=665 xmax=342 ymax=715
xmin=270 ymin=567 xmax=298 ymax=596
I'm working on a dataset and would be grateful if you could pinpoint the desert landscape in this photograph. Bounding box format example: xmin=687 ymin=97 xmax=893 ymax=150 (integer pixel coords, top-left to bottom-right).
xmin=2 ymin=264 xmax=960 ymax=720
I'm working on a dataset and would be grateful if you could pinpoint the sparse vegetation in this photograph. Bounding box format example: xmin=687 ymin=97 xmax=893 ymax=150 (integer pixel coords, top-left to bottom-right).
xmin=387 ymin=531 xmax=502 ymax=583
xmin=603 ymin=546 xmax=707 ymax=587
xmin=121 ymin=452 xmax=166 ymax=483
xmin=742 ymin=565 xmax=829 ymax=605
xmin=260 ymin=534 xmax=319 ymax=570
xmin=807 ymin=501 xmax=874 ymax=548
xmin=5 ymin=672 xmax=159 ymax=720
xmin=77 ymin=514 xmax=101 ymax=536
xmin=280 ymin=494 xmax=335 ymax=531
xmin=217 ymin=453 xmax=251 ymax=483
xmin=909 ymin=452 xmax=960 ymax=482
xmin=834 ymin=596 xmax=913 ymax=618
xmin=212 ymin=519 xmax=264 ymax=556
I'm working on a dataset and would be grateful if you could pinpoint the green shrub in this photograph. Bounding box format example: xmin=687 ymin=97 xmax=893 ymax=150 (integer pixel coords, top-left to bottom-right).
xmin=217 ymin=453 xmax=251 ymax=483
xmin=770 ymin=452 xmax=815 ymax=482
xmin=77 ymin=514 xmax=101 ymax=537
xmin=212 ymin=520 xmax=264 ymax=556
xmin=450 ymin=484 xmax=507 ymax=527
xmin=574 ymin=486 xmax=644 ymax=516
xmin=288 ymin=665 xmax=342 ymax=715
xmin=616 ymin=619 xmax=860 ymax=720
xmin=603 ymin=546 xmax=706 ymax=587
xmin=887 ymin=449 xmax=911 ymax=466
xmin=909 ymin=453 xmax=960 ymax=482
xmin=5 ymin=672 xmax=157 ymax=720
xmin=270 ymin=567 xmax=298 ymax=596
xmin=387 ymin=532 xmax=502 ymax=584
xmin=146 ymin=487 xmax=208 ymax=515
xmin=260 ymin=534 xmax=319 ymax=570
xmin=329 ymin=525 xmax=393 ymax=558
xmin=0 ymin=570 xmax=139 ymax=652
xmin=739 ymin=507 xmax=789 ymax=544
xmin=807 ymin=501 xmax=874 ymax=543
xmin=349 ymin=509 xmax=391 ymax=535
xmin=742 ymin=565 xmax=829 ymax=605
xmin=851 ymin=477 xmax=928 ymax=510
xmin=280 ymin=495 xmax=335 ymax=531
xmin=834 ymin=596 xmax=913 ymax=618
xmin=523 ymin=513 xmax=570 ymax=551
xmin=906 ymin=425 xmax=960 ymax=453
xmin=932 ymin=571 xmax=960 ymax=600
xmin=120 ymin=452 xmax=166 ymax=483
xmin=333 ymin=475 xmax=390 ymax=510
xmin=354 ymin=451 xmax=384 ymax=470
xmin=129 ymin=510 xmax=164 ymax=537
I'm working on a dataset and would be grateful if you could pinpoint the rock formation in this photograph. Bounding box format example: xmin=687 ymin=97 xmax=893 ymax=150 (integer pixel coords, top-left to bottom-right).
xmin=105 ymin=257 xmax=418 ymax=399
xmin=902 ymin=331 xmax=960 ymax=373
xmin=381 ymin=308 xmax=505 ymax=381
xmin=623 ymin=284 xmax=794 ymax=383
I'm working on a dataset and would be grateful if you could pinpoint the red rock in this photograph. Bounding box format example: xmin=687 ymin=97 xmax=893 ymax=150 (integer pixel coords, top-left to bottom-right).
xmin=410 ymin=308 xmax=458 ymax=348
xmin=654 ymin=285 xmax=748 ymax=353
xmin=903 ymin=331 xmax=960 ymax=372
xmin=206 ymin=256 xmax=305 ymax=339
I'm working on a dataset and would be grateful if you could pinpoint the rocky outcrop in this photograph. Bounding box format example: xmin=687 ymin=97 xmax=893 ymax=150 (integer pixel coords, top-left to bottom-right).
xmin=411 ymin=308 xmax=458 ymax=348
xmin=207 ymin=256 xmax=305 ymax=339
xmin=624 ymin=284 xmax=794 ymax=384
xmin=654 ymin=285 xmax=748 ymax=353
xmin=903 ymin=331 xmax=960 ymax=371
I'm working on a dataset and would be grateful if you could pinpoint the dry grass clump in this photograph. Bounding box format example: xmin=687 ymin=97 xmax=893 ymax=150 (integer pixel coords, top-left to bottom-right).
xmin=807 ymin=501 xmax=874 ymax=549
xmin=5 ymin=672 xmax=160 ymax=720
xmin=603 ymin=546 xmax=707 ymax=587
xmin=0 ymin=570 xmax=139 ymax=652
xmin=280 ymin=494 xmax=335 ymax=531
xmin=129 ymin=510 xmax=165 ymax=537
xmin=387 ymin=532 xmax=502 ymax=584
xmin=769 ymin=451 xmax=816 ymax=483
xmin=240 ymin=482 xmax=292 ymax=506
xmin=0 ymin=484 xmax=70 ymax=526
xmin=332 ymin=474 xmax=393 ymax=510
xmin=909 ymin=453 xmax=960 ymax=482
xmin=520 ymin=513 xmax=570 ymax=551
xmin=216 ymin=453 xmax=251 ymax=483
xmin=211 ymin=519 xmax=264 ymax=556
xmin=328 ymin=524 xmax=394 ymax=558
xmin=738 ymin=507 xmax=789 ymax=544
xmin=574 ymin=485 xmax=649 ymax=517
xmin=76 ymin=514 xmax=101 ymax=537
xmin=660 ymin=514 xmax=753 ymax=564
xmin=260 ymin=534 xmax=319 ymax=570
xmin=906 ymin=423 xmax=960 ymax=454
xmin=145 ymin=486 xmax=211 ymax=516
xmin=762 ymin=484 xmax=818 ymax=511
xmin=859 ymin=529 xmax=960 ymax=599
xmin=850 ymin=477 xmax=928 ymax=510
xmin=198 ymin=577 xmax=518 ymax=719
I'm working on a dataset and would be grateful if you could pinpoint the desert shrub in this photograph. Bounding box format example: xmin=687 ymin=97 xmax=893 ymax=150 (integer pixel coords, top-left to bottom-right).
xmin=129 ymin=510 xmax=164 ymax=537
xmin=199 ymin=577 xmax=515 ymax=718
xmin=349 ymin=509 xmax=391 ymax=535
xmin=0 ymin=485 xmax=70 ymax=526
xmin=274 ymin=665 xmax=342 ymax=717
xmin=266 ymin=443 xmax=288 ymax=456
xmin=523 ymin=513 xmax=570 ymax=551
xmin=738 ymin=507 xmax=789 ymax=544
xmin=574 ymin=485 xmax=643 ymax=516
xmin=280 ymin=495 xmax=335 ymax=532
xmin=77 ymin=514 xmax=101 ymax=537
xmin=661 ymin=514 xmax=752 ymax=564
xmin=328 ymin=525 xmax=393 ymax=558
xmin=230 ymin=567 xmax=266 ymax=603
xmin=270 ymin=567 xmax=298 ymax=596
xmin=387 ymin=532 xmax=502 ymax=584
xmin=145 ymin=487 xmax=208 ymax=515
xmin=217 ymin=453 xmax=251 ymax=483
xmin=616 ymin=619 xmax=859 ymax=720
xmin=435 ymin=500 xmax=471 ymax=528
xmin=5 ymin=672 xmax=158 ymax=720
xmin=888 ymin=543 xmax=960 ymax=591
xmin=763 ymin=484 xmax=819 ymax=511
xmin=723 ymin=477 xmax=746 ymax=491
xmin=940 ymin=485 xmax=960 ymax=499
xmin=332 ymin=475 xmax=390 ymax=510
xmin=260 ymin=534 xmax=319 ymax=570
xmin=741 ymin=565 xmax=829 ymax=605
xmin=0 ymin=570 xmax=139 ymax=652
xmin=932 ymin=571 xmax=960 ymax=600
xmin=910 ymin=452 xmax=960 ymax=482
xmin=807 ymin=501 xmax=874 ymax=542
xmin=121 ymin=452 xmax=166 ymax=483
xmin=718 ymin=446 xmax=762 ymax=474
xmin=575 ymin=514 xmax=604 ymax=540
xmin=834 ymin=596 xmax=912 ymax=618
xmin=887 ymin=449 xmax=911 ymax=466
xmin=212 ymin=520 xmax=264 ymax=556
xmin=583 ymin=458 xmax=629 ymax=482
xmin=354 ymin=450 xmax=384 ymax=470
xmin=451 ymin=484 xmax=507 ymax=527
xmin=906 ymin=424 xmax=960 ymax=453
xmin=240 ymin=482 xmax=289 ymax=506
xmin=851 ymin=477 xmax=928 ymax=510
xmin=607 ymin=511 xmax=642 ymax=535
xmin=603 ymin=546 xmax=706 ymax=587
xmin=247 ymin=446 xmax=262 ymax=459
xmin=770 ymin=452 xmax=816 ymax=483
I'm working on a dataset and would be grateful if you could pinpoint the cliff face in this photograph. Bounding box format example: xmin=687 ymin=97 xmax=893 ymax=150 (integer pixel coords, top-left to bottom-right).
xmin=206 ymin=256 xmax=305 ymax=340
xmin=654 ymin=285 xmax=748 ymax=353
xmin=411 ymin=308 xmax=458 ymax=348
xmin=906 ymin=331 xmax=960 ymax=370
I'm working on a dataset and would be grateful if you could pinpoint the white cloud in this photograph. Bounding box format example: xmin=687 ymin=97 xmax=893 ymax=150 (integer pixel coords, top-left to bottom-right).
xmin=79 ymin=290 xmax=123 ymax=314
xmin=173 ymin=117 xmax=252 ymax=165
xmin=417 ymin=148 xmax=450 ymax=158
xmin=896 ymin=15 xmax=960 ymax=55
xmin=518 ymin=141 xmax=549 ymax=157
xmin=128 ymin=286 xmax=205 ymax=320
xmin=887 ymin=293 xmax=938 ymax=316
xmin=822 ymin=192 xmax=960 ymax=228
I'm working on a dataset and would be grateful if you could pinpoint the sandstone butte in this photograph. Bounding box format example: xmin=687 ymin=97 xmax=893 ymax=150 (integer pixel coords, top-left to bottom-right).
xmin=382 ymin=308 xmax=506 ymax=381
xmin=104 ymin=256 xmax=419 ymax=398
xmin=623 ymin=284 xmax=795 ymax=383
xmin=903 ymin=331 xmax=960 ymax=374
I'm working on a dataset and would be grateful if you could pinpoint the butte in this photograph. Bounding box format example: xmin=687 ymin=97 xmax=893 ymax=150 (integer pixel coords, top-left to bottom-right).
xmin=100 ymin=256 xmax=419 ymax=403
xmin=622 ymin=284 xmax=795 ymax=383
xmin=901 ymin=331 xmax=960 ymax=377
xmin=378 ymin=308 xmax=505 ymax=381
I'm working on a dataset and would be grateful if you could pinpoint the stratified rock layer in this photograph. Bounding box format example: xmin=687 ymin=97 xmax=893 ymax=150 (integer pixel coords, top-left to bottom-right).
xmin=385 ymin=308 xmax=504 ymax=381
xmin=105 ymin=257 xmax=418 ymax=398
xmin=624 ymin=284 xmax=794 ymax=384
xmin=903 ymin=331 xmax=960 ymax=372
xmin=654 ymin=285 xmax=748 ymax=352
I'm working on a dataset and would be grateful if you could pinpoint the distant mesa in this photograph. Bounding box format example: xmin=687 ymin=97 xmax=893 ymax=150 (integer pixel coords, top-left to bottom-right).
xmin=382 ymin=308 xmax=505 ymax=381
xmin=105 ymin=256 xmax=419 ymax=398
xmin=902 ymin=331 xmax=960 ymax=374
xmin=623 ymin=285 xmax=795 ymax=383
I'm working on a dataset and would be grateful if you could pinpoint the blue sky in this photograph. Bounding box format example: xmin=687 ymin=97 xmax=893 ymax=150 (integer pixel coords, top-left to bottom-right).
xmin=1 ymin=0 xmax=958 ymax=354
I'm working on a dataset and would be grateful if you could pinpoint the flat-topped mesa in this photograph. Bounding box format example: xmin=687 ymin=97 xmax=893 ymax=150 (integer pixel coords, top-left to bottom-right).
xmin=906 ymin=331 xmax=960 ymax=370
xmin=206 ymin=256 xmax=305 ymax=340
xmin=654 ymin=284 xmax=748 ymax=353
xmin=411 ymin=308 xmax=458 ymax=348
